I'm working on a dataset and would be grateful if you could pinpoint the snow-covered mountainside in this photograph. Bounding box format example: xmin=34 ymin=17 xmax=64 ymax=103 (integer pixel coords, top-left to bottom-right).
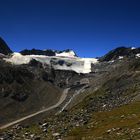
xmin=3 ymin=45 xmax=140 ymax=74
xmin=4 ymin=52 xmax=98 ymax=74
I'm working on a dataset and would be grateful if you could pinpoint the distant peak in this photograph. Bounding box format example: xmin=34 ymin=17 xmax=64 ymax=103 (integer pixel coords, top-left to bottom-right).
xmin=99 ymin=46 xmax=140 ymax=62
xmin=55 ymin=49 xmax=77 ymax=57
xmin=20 ymin=48 xmax=77 ymax=57
xmin=20 ymin=49 xmax=56 ymax=56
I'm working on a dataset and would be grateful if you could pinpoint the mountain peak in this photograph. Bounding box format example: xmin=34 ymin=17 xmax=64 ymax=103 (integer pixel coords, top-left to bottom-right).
xmin=20 ymin=48 xmax=77 ymax=57
xmin=20 ymin=49 xmax=56 ymax=56
xmin=0 ymin=37 xmax=12 ymax=55
xmin=55 ymin=49 xmax=76 ymax=57
xmin=99 ymin=46 xmax=140 ymax=62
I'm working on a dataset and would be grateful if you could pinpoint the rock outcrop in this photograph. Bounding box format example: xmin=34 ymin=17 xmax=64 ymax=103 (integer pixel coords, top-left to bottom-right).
xmin=0 ymin=37 xmax=12 ymax=55
xmin=99 ymin=47 xmax=140 ymax=62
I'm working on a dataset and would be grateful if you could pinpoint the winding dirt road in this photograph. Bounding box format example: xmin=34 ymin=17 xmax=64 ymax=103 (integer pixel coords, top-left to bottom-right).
xmin=58 ymin=85 xmax=87 ymax=113
xmin=0 ymin=88 xmax=70 ymax=130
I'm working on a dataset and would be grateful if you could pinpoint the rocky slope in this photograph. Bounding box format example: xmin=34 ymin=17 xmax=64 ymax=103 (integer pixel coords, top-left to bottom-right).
xmin=99 ymin=46 xmax=140 ymax=62
xmin=0 ymin=38 xmax=140 ymax=140
xmin=0 ymin=37 xmax=12 ymax=55
xmin=1 ymin=56 xmax=140 ymax=140
xmin=0 ymin=60 xmax=62 ymax=125
xmin=0 ymin=57 xmax=86 ymax=125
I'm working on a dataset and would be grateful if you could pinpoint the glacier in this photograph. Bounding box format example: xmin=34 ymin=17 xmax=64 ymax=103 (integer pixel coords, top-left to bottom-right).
xmin=4 ymin=52 xmax=98 ymax=74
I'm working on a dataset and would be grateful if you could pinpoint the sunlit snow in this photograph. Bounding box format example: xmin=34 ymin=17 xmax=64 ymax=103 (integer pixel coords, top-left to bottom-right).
xmin=118 ymin=56 xmax=123 ymax=59
xmin=136 ymin=53 xmax=140 ymax=58
xmin=4 ymin=53 xmax=98 ymax=74
xmin=55 ymin=50 xmax=76 ymax=57
xmin=131 ymin=47 xmax=136 ymax=50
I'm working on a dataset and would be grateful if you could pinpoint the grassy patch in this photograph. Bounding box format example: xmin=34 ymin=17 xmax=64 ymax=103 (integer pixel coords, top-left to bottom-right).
xmin=71 ymin=88 xmax=107 ymax=111
xmin=67 ymin=101 xmax=140 ymax=140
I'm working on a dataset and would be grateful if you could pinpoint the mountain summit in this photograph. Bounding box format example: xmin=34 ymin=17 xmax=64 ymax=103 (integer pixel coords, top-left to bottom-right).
xmin=20 ymin=48 xmax=77 ymax=57
xmin=99 ymin=46 xmax=140 ymax=62
xmin=0 ymin=37 xmax=12 ymax=55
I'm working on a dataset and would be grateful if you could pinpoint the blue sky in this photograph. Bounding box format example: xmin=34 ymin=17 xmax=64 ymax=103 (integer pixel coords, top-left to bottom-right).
xmin=0 ymin=0 xmax=140 ymax=57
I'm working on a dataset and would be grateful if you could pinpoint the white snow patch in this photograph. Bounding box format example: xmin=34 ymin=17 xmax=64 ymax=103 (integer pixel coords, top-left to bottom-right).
xmin=4 ymin=53 xmax=49 ymax=65
xmin=56 ymin=50 xmax=76 ymax=57
xmin=4 ymin=52 xmax=32 ymax=65
xmin=131 ymin=47 xmax=136 ymax=50
xmin=109 ymin=60 xmax=115 ymax=63
xmin=118 ymin=56 xmax=123 ymax=60
xmin=136 ymin=53 xmax=140 ymax=58
xmin=4 ymin=53 xmax=98 ymax=74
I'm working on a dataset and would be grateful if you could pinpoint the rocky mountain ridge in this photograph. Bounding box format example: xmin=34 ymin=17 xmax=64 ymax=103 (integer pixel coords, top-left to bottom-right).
xmin=0 ymin=37 xmax=12 ymax=55
xmin=20 ymin=49 xmax=77 ymax=57
xmin=99 ymin=46 xmax=140 ymax=62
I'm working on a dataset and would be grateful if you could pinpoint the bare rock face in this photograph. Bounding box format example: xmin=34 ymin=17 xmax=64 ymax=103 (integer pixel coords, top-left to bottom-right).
xmin=99 ymin=46 xmax=140 ymax=62
xmin=0 ymin=37 xmax=12 ymax=55
xmin=20 ymin=49 xmax=56 ymax=56
xmin=20 ymin=48 xmax=77 ymax=57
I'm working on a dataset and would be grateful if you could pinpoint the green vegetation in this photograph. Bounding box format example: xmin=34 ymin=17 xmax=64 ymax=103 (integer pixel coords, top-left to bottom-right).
xmin=67 ymin=101 xmax=140 ymax=140
xmin=71 ymin=88 xmax=107 ymax=111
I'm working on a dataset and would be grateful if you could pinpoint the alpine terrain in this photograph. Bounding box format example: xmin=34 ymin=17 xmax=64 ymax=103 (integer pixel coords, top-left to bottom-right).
xmin=0 ymin=37 xmax=140 ymax=140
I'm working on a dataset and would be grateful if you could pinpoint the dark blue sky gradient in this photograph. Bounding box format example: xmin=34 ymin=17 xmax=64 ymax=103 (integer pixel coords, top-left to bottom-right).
xmin=0 ymin=0 xmax=140 ymax=57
